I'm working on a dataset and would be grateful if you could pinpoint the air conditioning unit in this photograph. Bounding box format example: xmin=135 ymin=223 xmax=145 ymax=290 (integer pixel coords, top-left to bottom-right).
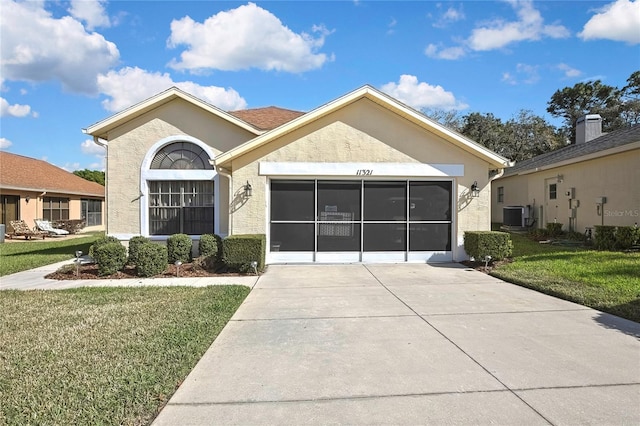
xmin=503 ymin=206 xmax=525 ymax=227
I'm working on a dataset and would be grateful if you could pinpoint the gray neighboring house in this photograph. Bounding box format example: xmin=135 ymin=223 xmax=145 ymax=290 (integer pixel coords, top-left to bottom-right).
xmin=491 ymin=115 xmax=640 ymax=233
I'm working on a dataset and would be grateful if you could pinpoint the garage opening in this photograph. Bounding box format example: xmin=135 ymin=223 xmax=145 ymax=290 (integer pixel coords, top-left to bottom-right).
xmin=269 ymin=179 xmax=453 ymax=262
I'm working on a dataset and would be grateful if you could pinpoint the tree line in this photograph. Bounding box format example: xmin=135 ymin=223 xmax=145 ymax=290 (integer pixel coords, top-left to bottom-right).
xmin=425 ymin=70 xmax=639 ymax=162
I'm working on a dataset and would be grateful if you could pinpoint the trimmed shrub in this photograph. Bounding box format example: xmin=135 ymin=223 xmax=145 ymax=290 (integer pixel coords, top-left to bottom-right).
xmin=222 ymin=234 xmax=266 ymax=273
xmin=167 ymin=233 xmax=192 ymax=264
xmin=88 ymin=235 xmax=120 ymax=258
xmin=199 ymin=234 xmax=222 ymax=260
xmin=127 ymin=235 xmax=151 ymax=265
xmin=94 ymin=242 xmax=127 ymax=276
xmin=615 ymin=226 xmax=639 ymax=250
xmin=135 ymin=242 xmax=168 ymax=277
xmin=464 ymin=231 xmax=513 ymax=261
xmin=545 ymin=223 xmax=563 ymax=237
xmin=594 ymin=225 xmax=617 ymax=251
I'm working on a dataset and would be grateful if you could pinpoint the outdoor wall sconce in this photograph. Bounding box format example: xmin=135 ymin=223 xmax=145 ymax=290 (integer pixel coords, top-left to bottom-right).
xmin=471 ymin=181 xmax=480 ymax=198
xmin=25 ymin=196 xmax=30 ymax=203
xmin=557 ymin=174 xmax=564 ymax=183
xmin=244 ymin=181 xmax=253 ymax=197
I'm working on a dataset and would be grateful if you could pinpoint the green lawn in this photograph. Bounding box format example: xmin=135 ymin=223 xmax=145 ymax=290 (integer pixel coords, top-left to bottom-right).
xmin=0 ymin=234 xmax=102 ymax=276
xmin=492 ymin=232 xmax=640 ymax=322
xmin=0 ymin=286 xmax=250 ymax=425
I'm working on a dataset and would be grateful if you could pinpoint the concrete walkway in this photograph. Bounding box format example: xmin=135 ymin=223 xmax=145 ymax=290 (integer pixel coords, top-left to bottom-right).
xmin=152 ymin=264 xmax=640 ymax=425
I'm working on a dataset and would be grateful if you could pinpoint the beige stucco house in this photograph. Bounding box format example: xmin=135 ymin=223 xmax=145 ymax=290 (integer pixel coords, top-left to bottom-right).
xmin=491 ymin=115 xmax=640 ymax=234
xmin=84 ymin=86 xmax=512 ymax=263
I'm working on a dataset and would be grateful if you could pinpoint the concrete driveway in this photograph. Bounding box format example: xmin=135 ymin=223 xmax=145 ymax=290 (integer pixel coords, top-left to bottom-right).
xmin=153 ymin=264 xmax=640 ymax=425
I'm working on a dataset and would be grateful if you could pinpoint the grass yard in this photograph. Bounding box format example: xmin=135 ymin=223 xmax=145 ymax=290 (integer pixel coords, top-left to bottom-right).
xmin=492 ymin=232 xmax=640 ymax=323
xmin=0 ymin=234 xmax=102 ymax=276
xmin=0 ymin=286 xmax=250 ymax=425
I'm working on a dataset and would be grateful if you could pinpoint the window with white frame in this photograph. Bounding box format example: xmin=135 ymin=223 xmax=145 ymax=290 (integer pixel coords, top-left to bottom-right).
xmin=497 ymin=186 xmax=504 ymax=203
xmin=147 ymin=142 xmax=214 ymax=236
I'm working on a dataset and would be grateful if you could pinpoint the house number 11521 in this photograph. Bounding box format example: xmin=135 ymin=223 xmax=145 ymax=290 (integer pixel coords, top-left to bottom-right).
xmin=356 ymin=169 xmax=373 ymax=176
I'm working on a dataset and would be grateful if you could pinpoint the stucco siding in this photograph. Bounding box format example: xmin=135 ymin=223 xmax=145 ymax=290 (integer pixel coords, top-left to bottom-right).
xmin=492 ymin=148 xmax=640 ymax=232
xmin=105 ymin=99 xmax=255 ymax=236
xmin=229 ymin=98 xmax=496 ymax=260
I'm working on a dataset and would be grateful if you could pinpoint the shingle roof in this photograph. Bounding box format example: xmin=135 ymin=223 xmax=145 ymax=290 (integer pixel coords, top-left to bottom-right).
xmin=503 ymin=124 xmax=640 ymax=177
xmin=0 ymin=152 xmax=105 ymax=197
xmin=228 ymin=106 xmax=306 ymax=131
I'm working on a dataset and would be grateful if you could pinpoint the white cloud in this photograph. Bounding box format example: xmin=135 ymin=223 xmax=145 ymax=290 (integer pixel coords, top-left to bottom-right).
xmin=0 ymin=0 xmax=119 ymax=94
xmin=579 ymin=0 xmax=640 ymax=44
xmin=167 ymin=2 xmax=333 ymax=73
xmin=380 ymin=75 xmax=468 ymax=111
xmin=0 ymin=97 xmax=32 ymax=117
xmin=0 ymin=137 xmax=13 ymax=150
xmin=432 ymin=5 xmax=465 ymax=28
xmin=467 ymin=0 xmax=570 ymax=51
xmin=81 ymin=139 xmax=106 ymax=156
xmin=502 ymin=63 xmax=540 ymax=85
xmin=97 ymin=66 xmax=248 ymax=112
xmin=557 ymin=63 xmax=582 ymax=78
xmin=387 ymin=17 xmax=397 ymax=35
xmin=425 ymin=44 xmax=466 ymax=60
xmin=425 ymin=1 xmax=569 ymax=60
xmin=68 ymin=0 xmax=111 ymax=30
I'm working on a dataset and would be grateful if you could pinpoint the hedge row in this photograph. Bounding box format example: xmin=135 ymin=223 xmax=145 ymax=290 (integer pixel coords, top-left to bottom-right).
xmin=88 ymin=233 xmax=265 ymax=277
xmin=464 ymin=231 xmax=513 ymax=261
xmin=594 ymin=225 xmax=640 ymax=251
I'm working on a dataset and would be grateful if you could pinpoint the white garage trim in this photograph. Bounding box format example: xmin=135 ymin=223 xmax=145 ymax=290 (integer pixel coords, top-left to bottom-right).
xmin=259 ymin=162 xmax=464 ymax=177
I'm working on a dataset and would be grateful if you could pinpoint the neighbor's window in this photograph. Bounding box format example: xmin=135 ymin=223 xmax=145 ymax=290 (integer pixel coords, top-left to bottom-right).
xmin=42 ymin=197 xmax=70 ymax=221
xmin=148 ymin=180 xmax=214 ymax=235
xmin=81 ymin=199 xmax=102 ymax=227
xmin=549 ymin=183 xmax=557 ymax=200
xmin=497 ymin=186 xmax=504 ymax=203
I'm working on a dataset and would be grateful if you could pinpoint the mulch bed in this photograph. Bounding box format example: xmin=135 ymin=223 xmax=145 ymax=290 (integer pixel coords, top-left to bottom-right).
xmin=460 ymin=259 xmax=511 ymax=273
xmin=46 ymin=263 xmax=248 ymax=280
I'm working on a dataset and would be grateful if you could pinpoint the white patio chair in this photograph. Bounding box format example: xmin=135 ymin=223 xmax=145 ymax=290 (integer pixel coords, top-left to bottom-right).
xmin=34 ymin=219 xmax=70 ymax=237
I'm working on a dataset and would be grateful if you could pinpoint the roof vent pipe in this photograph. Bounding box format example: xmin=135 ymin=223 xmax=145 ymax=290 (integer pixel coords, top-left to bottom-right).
xmin=575 ymin=114 xmax=602 ymax=144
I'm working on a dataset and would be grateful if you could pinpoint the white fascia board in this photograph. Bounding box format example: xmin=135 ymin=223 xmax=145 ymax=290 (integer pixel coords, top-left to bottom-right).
xmin=259 ymin=162 xmax=464 ymax=177
xmin=83 ymin=87 xmax=261 ymax=139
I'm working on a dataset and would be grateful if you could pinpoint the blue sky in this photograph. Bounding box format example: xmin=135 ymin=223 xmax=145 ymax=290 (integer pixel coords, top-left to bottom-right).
xmin=1 ymin=0 xmax=639 ymax=172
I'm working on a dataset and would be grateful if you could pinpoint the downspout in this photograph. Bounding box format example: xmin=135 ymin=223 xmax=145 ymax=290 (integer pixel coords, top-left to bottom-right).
xmin=92 ymin=136 xmax=108 ymax=233
xmin=211 ymin=161 xmax=233 ymax=236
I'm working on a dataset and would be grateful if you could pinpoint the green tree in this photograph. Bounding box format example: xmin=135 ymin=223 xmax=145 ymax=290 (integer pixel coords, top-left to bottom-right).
xmin=422 ymin=108 xmax=464 ymax=132
xmin=458 ymin=111 xmax=563 ymax=162
xmin=73 ymin=169 xmax=105 ymax=186
xmin=546 ymin=79 xmax=623 ymax=141
xmin=502 ymin=110 xmax=565 ymax=162
xmin=460 ymin=112 xmax=509 ymax=156
xmin=621 ymin=70 xmax=640 ymax=126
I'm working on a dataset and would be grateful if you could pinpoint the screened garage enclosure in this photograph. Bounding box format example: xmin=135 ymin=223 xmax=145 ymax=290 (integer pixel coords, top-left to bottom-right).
xmin=270 ymin=179 xmax=453 ymax=262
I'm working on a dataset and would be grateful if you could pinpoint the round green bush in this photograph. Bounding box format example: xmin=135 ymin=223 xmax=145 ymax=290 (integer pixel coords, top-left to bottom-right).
xmin=199 ymin=234 xmax=222 ymax=260
xmin=88 ymin=235 xmax=121 ymax=258
xmin=167 ymin=233 xmax=192 ymax=264
xmin=128 ymin=235 xmax=151 ymax=265
xmin=135 ymin=242 xmax=168 ymax=277
xmin=94 ymin=242 xmax=127 ymax=276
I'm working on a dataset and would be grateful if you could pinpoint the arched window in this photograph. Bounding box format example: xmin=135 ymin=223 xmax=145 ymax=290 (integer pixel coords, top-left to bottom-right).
xmin=150 ymin=142 xmax=213 ymax=170
xmin=143 ymin=140 xmax=216 ymax=236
